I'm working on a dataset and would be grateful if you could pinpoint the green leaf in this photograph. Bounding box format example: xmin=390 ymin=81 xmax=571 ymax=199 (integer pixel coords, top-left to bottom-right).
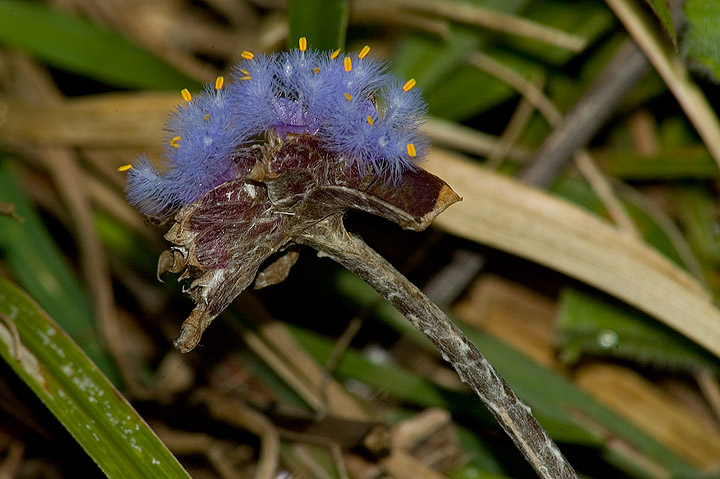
xmin=643 ymin=0 xmax=677 ymax=46
xmin=0 ymin=159 xmax=120 ymax=383
xmin=287 ymin=0 xmax=348 ymax=51
xmin=0 ymin=276 xmax=192 ymax=479
xmin=602 ymin=147 xmax=718 ymax=180
xmin=557 ymin=287 xmax=720 ymax=373
xmin=682 ymin=0 xmax=720 ymax=81
xmin=0 ymin=0 xmax=194 ymax=90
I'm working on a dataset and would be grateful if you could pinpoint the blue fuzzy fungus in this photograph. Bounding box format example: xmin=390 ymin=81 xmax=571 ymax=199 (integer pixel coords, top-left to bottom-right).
xmin=123 ymin=40 xmax=427 ymax=218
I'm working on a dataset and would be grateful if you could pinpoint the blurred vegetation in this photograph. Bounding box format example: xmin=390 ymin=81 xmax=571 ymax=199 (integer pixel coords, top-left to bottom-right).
xmin=1 ymin=0 xmax=720 ymax=478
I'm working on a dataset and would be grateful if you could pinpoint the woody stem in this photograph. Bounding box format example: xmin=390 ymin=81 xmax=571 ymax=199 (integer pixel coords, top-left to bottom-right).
xmin=296 ymin=215 xmax=579 ymax=479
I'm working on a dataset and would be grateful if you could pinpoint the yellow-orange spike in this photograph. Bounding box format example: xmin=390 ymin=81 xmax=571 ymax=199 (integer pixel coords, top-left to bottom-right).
xmin=358 ymin=45 xmax=370 ymax=59
xmin=239 ymin=69 xmax=250 ymax=76
xmin=344 ymin=93 xmax=352 ymax=101
xmin=203 ymin=114 xmax=211 ymax=121
xmin=117 ymin=164 xmax=132 ymax=172
xmin=330 ymin=49 xmax=340 ymax=59
xmin=312 ymin=67 xmax=321 ymax=74
xmin=344 ymin=57 xmax=352 ymax=72
xmin=366 ymin=115 xmax=374 ymax=125
xmin=181 ymin=88 xmax=192 ymax=102
xmin=406 ymin=143 xmax=417 ymax=157
xmin=403 ymin=78 xmax=417 ymax=92
xmin=241 ymin=50 xmax=254 ymax=60
xmin=170 ymin=136 xmax=181 ymax=148
xmin=215 ymin=76 xmax=225 ymax=90
xmin=299 ymin=37 xmax=307 ymax=51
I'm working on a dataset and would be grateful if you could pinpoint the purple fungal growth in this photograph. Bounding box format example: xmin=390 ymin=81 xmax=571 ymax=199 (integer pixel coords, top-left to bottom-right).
xmin=123 ymin=41 xmax=428 ymax=218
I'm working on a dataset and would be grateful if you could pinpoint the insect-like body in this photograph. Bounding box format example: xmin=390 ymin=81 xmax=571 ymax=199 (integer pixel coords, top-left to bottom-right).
xmin=124 ymin=41 xmax=427 ymax=218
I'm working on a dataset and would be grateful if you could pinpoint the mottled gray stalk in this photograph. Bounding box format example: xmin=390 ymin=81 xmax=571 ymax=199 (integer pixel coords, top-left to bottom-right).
xmin=297 ymin=215 xmax=579 ymax=479
xmin=519 ymin=39 xmax=650 ymax=188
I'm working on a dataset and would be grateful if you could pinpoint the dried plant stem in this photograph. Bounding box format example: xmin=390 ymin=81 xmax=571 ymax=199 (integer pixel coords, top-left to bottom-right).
xmin=297 ymin=216 xmax=578 ymax=479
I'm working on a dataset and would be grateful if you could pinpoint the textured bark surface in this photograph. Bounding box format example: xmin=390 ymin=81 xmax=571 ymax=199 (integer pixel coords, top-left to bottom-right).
xmin=296 ymin=216 xmax=579 ymax=479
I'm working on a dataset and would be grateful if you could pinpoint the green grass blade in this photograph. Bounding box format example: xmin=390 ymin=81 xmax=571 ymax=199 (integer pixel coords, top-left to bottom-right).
xmin=0 ymin=276 xmax=191 ymax=479
xmin=287 ymin=0 xmax=348 ymax=51
xmin=0 ymin=0 xmax=194 ymax=89
xmin=602 ymin=147 xmax=718 ymax=180
xmin=0 ymin=159 xmax=120 ymax=383
xmin=557 ymin=287 xmax=720 ymax=372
